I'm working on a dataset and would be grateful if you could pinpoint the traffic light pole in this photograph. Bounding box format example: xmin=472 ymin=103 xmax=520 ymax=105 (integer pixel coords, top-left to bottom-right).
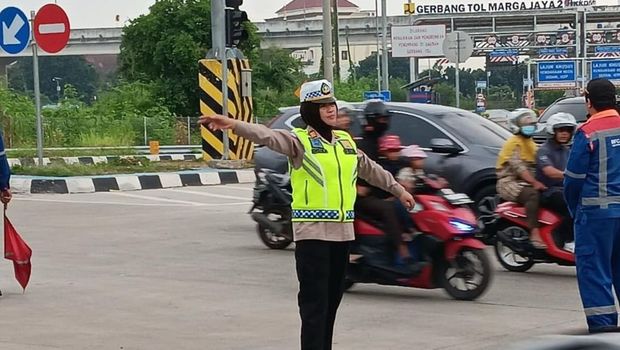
xmin=212 ymin=0 xmax=229 ymax=159
xmin=322 ymin=0 xmax=334 ymax=84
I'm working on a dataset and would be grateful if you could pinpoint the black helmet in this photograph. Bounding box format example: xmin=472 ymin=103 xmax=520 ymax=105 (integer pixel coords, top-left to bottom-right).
xmin=363 ymin=100 xmax=390 ymax=121
xmin=362 ymin=100 xmax=391 ymax=136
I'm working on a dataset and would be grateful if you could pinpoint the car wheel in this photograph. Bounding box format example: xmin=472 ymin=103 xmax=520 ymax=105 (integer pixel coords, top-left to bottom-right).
xmin=472 ymin=184 xmax=500 ymax=218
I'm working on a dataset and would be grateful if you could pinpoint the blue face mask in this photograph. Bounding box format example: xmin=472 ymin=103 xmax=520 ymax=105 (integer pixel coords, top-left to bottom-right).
xmin=520 ymin=125 xmax=536 ymax=136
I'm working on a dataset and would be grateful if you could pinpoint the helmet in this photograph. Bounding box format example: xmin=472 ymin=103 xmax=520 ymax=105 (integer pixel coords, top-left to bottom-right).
xmin=545 ymin=112 xmax=577 ymax=134
xmin=508 ymin=108 xmax=538 ymax=133
xmin=401 ymin=145 xmax=427 ymax=159
xmin=363 ymin=100 xmax=390 ymax=121
xmin=338 ymin=101 xmax=354 ymax=113
xmin=378 ymin=135 xmax=404 ymax=152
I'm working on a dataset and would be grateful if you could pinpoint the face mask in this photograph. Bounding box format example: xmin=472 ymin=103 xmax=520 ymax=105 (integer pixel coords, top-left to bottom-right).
xmin=520 ymin=125 xmax=536 ymax=136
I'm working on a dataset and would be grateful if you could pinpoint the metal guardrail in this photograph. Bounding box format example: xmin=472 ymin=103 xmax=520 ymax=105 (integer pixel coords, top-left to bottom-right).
xmin=7 ymin=145 xmax=203 ymax=155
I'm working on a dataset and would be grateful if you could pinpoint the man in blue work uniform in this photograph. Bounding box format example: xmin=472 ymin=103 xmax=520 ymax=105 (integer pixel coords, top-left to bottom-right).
xmin=0 ymin=132 xmax=10 ymax=205
xmin=564 ymin=78 xmax=620 ymax=333
xmin=0 ymin=130 xmax=12 ymax=296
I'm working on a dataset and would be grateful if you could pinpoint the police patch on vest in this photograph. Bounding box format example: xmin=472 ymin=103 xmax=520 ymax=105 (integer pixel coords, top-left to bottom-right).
xmin=339 ymin=140 xmax=356 ymax=155
xmin=309 ymin=137 xmax=327 ymax=153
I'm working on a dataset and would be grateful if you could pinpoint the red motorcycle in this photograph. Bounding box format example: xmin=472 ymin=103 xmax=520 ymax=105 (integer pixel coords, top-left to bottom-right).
xmin=346 ymin=177 xmax=493 ymax=300
xmin=481 ymin=201 xmax=574 ymax=273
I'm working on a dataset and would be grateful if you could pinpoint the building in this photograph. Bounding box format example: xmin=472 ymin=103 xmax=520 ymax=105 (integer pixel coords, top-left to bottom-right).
xmin=259 ymin=0 xmax=380 ymax=79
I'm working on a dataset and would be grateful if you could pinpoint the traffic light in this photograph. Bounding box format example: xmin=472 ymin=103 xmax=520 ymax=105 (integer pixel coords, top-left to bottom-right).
xmin=225 ymin=0 xmax=249 ymax=47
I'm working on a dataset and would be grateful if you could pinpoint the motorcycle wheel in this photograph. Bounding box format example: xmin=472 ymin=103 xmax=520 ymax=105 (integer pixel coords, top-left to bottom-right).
xmin=441 ymin=248 xmax=492 ymax=301
xmin=256 ymin=209 xmax=293 ymax=250
xmin=494 ymin=226 xmax=535 ymax=272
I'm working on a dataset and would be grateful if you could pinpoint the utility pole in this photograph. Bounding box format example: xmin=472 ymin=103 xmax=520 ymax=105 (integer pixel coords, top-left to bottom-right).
xmin=374 ymin=0 xmax=380 ymax=90
xmin=381 ymin=0 xmax=389 ymax=91
xmin=211 ymin=0 xmax=229 ymax=159
xmin=31 ymin=10 xmax=43 ymax=166
xmin=322 ymin=0 xmax=334 ymax=84
xmin=332 ymin=0 xmax=341 ymax=82
xmin=408 ymin=0 xmax=416 ymax=84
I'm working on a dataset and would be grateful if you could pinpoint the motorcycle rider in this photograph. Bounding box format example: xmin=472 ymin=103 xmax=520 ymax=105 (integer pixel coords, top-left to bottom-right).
xmin=496 ymin=108 xmax=547 ymax=248
xmin=355 ymin=100 xmax=422 ymax=268
xmin=335 ymin=102 xmax=354 ymax=133
xmin=535 ymin=112 xmax=577 ymax=253
xmin=397 ymin=145 xmax=449 ymax=192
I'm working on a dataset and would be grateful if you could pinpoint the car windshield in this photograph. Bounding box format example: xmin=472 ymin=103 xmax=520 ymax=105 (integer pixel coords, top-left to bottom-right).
xmin=436 ymin=110 xmax=512 ymax=148
xmin=539 ymin=102 xmax=588 ymax=123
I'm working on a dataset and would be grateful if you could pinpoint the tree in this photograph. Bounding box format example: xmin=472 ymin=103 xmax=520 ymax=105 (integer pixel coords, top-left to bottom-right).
xmin=119 ymin=0 xmax=259 ymax=117
xmin=252 ymin=47 xmax=307 ymax=119
xmin=8 ymin=56 xmax=99 ymax=103
xmin=355 ymin=52 xmax=410 ymax=81
xmin=253 ymin=48 xmax=306 ymax=92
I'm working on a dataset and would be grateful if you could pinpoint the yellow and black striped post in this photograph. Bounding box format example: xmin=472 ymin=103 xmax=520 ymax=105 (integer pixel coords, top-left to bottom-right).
xmin=198 ymin=59 xmax=254 ymax=160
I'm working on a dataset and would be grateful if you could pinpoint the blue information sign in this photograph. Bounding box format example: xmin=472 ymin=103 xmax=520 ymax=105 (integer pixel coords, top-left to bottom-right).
xmin=363 ymin=90 xmax=391 ymax=102
xmin=591 ymin=60 xmax=620 ymax=84
xmin=537 ymin=60 xmax=576 ymax=88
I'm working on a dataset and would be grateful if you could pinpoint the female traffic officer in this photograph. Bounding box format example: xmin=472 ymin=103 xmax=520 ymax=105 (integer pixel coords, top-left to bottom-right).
xmin=199 ymin=79 xmax=414 ymax=350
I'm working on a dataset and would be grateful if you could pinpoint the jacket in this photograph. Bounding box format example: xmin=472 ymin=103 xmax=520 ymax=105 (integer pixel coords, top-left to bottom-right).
xmin=564 ymin=109 xmax=620 ymax=219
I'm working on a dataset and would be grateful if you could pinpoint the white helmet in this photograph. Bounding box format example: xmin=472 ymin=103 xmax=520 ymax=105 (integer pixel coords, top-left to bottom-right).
xmin=545 ymin=112 xmax=577 ymax=134
xmin=508 ymin=108 xmax=538 ymax=133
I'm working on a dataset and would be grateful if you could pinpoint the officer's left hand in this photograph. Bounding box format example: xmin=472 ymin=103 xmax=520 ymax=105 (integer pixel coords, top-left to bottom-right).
xmin=399 ymin=191 xmax=415 ymax=210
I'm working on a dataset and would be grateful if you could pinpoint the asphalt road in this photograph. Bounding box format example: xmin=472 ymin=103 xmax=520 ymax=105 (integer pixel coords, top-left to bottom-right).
xmin=0 ymin=184 xmax=601 ymax=350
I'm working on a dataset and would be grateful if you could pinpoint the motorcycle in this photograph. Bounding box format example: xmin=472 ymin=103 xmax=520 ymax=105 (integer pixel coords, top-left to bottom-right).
xmin=248 ymin=169 xmax=293 ymax=249
xmin=480 ymin=201 xmax=574 ymax=273
xmin=249 ymin=172 xmax=493 ymax=300
xmin=346 ymin=177 xmax=493 ymax=301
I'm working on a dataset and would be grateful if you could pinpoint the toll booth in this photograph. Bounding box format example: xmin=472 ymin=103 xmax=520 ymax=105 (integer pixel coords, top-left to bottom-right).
xmin=402 ymin=77 xmax=444 ymax=104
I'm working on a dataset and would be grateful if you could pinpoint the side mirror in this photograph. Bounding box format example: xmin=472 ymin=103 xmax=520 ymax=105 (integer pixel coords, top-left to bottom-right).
xmin=431 ymin=138 xmax=462 ymax=155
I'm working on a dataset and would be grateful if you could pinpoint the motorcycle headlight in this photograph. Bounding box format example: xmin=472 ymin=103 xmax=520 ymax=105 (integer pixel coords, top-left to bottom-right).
xmin=449 ymin=219 xmax=477 ymax=234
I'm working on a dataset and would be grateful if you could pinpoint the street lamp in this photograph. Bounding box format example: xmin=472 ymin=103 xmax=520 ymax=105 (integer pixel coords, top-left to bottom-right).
xmin=52 ymin=77 xmax=62 ymax=103
xmin=4 ymin=61 xmax=17 ymax=88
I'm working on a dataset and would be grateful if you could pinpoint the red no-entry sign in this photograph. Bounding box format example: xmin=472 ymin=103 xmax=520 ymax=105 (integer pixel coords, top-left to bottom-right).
xmin=34 ymin=4 xmax=70 ymax=54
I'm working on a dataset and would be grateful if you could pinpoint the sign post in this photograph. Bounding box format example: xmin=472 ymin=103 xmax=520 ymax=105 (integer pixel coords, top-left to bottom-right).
xmin=442 ymin=31 xmax=473 ymax=108
xmin=30 ymin=11 xmax=44 ymax=166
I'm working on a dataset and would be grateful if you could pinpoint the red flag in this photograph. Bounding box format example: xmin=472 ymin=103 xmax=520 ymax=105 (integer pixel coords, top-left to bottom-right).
xmin=4 ymin=213 xmax=32 ymax=291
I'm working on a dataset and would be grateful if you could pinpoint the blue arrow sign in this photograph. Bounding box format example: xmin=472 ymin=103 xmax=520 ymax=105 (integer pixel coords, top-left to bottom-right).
xmin=363 ymin=90 xmax=391 ymax=102
xmin=0 ymin=7 xmax=30 ymax=55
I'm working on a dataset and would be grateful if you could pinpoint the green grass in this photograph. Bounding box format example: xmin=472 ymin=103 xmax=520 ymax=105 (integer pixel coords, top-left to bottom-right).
xmin=7 ymin=148 xmax=137 ymax=158
xmin=11 ymin=158 xmax=206 ymax=177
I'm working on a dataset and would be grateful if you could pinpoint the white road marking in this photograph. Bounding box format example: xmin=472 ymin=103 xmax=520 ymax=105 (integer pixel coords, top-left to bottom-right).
xmin=14 ymin=197 xmax=188 ymax=207
xmin=14 ymin=197 xmax=249 ymax=207
xmin=217 ymin=185 xmax=254 ymax=191
xmin=38 ymin=23 xmax=65 ymax=34
xmin=169 ymin=189 xmax=249 ymax=201
xmin=107 ymin=192 xmax=207 ymax=206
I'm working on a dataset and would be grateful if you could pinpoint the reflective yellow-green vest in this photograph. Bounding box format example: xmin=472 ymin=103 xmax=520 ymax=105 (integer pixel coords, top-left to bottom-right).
xmin=290 ymin=128 xmax=358 ymax=222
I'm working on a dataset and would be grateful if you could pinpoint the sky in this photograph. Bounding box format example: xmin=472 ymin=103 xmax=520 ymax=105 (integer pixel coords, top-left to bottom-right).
xmin=8 ymin=0 xmax=619 ymax=29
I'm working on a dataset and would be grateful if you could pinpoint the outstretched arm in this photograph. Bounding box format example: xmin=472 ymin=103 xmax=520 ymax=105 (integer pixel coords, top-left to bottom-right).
xmin=199 ymin=115 xmax=304 ymax=168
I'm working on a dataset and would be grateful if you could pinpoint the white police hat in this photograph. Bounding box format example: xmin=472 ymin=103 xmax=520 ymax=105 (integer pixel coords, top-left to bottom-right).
xmin=300 ymin=79 xmax=336 ymax=104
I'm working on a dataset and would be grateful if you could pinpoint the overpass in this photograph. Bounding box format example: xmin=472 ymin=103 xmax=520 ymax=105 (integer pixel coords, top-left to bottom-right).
xmin=0 ymin=27 xmax=122 ymax=58
xmin=257 ymin=6 xmax=620 ymax=57
xmin=2 ymin=6 xmax=620 ymax=77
